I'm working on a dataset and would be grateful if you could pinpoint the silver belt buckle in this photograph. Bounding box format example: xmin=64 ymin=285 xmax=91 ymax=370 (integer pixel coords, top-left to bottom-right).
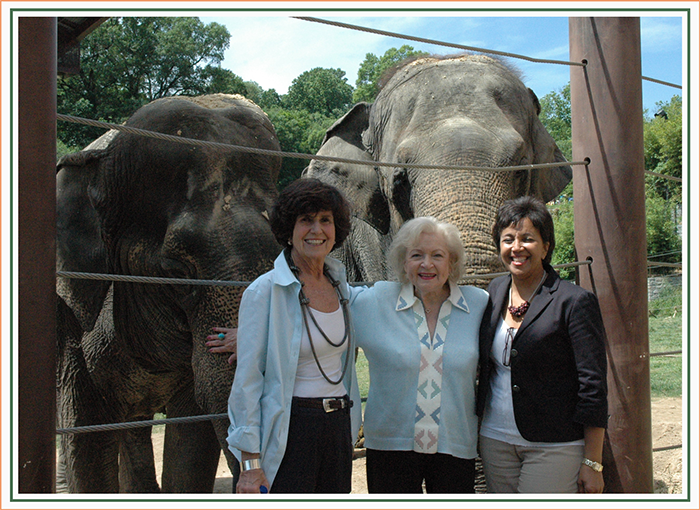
xmin=323 ymin=398 xmax=337 ymax=413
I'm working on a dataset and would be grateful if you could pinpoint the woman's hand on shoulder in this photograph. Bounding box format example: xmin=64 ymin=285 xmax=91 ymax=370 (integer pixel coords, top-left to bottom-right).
xmin=206 ymin=327 xmax=238 ymax=364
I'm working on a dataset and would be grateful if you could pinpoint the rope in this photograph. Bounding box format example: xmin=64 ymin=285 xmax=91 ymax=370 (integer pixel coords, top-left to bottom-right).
xmin=57 ymin=113 xmax=583 ymax=174
xmin=57 ymin=260 xmax=594 ymax=286
xmin=648 ymin=261 xmax=683 ymax=269
xmin=645 ymin=170 xmax=682 ymax=183
xmin=293 ymin=17 xmax=586 ymax=67
xmin=56 ymin=413 xmax=227 ymax=435
xmin=642 ymin=75 xmax=682 ymax=90
xmin=56 ymin=271 xmax=250 ymax=287
xmin=649 ymin=350 xmax=682 ymax=357
xmin=295 ymin=17 xmax=681 ymax=89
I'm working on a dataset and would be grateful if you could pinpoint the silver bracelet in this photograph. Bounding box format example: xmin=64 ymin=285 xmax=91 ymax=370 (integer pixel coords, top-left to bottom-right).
xmin=581 ymin=457 xmax=604 ymax=472
xmin=240 ymin=458 xmax=261 ymax=471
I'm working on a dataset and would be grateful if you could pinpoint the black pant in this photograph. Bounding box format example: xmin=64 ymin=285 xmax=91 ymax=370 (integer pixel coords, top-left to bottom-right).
xmin=271 ymin=398 xmax=353 ymax=493
xmin=366 ymin=449 xmax=476 ymax=493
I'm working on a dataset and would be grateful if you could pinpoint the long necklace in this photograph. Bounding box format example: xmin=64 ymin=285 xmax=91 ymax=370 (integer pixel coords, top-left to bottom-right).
xmin=508 ymin=271 xmax=547 ymax=318
xmin=286 ymin=249 xmax=351 ymax=385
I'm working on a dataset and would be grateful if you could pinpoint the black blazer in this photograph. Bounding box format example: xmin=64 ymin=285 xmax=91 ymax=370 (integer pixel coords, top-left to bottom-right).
xmin=476 ymin=264 xmax=608 ymax=442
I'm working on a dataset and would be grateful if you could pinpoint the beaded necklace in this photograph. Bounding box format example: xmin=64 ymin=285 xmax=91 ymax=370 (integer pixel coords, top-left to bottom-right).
xmin=286 ymin=248 xmax=351 ymax=385
xmin=508 ymin=270 xmax=547 ymax=319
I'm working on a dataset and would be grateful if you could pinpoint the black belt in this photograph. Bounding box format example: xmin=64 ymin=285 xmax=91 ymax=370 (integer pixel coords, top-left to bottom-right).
xmin=293 ymin=396 xmax=353 ymax=413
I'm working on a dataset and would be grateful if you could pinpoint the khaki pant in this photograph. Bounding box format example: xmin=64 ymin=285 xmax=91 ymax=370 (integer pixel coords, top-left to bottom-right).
xmin=479 ymin=435 xmax=584 ymax=493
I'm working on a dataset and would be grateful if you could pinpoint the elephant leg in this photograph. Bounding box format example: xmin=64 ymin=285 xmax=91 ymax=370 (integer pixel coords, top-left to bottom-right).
xmin=161 ymin=421 xmax=220 ymax=493
xmin=118 ymin=425 xmax=160 ymax=493
xmin=160 ymin=387 xmax=220 ymax=493
xmin=57 ymin=301 xmax=121 ymax=493
xmin=211 ymin=416 xmax=240 ymax=491
xmin=60 ymin=431 xmax=120 ymax=493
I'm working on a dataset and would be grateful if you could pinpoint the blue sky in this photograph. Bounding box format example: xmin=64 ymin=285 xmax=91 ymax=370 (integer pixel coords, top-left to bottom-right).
xmin=199 ymin=13 xmax=683 ymax=114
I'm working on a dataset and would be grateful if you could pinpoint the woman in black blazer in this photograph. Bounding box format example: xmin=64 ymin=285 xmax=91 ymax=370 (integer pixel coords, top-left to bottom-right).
xmin=476 ymin=196 xmax=608 ymax=493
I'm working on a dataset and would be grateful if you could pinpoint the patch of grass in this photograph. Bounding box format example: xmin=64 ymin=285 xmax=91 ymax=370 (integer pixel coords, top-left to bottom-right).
xmin=356 ymin=349 xmax=370 ymax=410
xmin=648 ymin=286 xmax=682 ymax=398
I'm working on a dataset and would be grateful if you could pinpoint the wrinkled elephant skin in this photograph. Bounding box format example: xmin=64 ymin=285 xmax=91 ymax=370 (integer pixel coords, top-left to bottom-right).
xmin=56 ymin=94 xmax=281 ymax=492
xmin=305 ymin=55 xmax=571 ymax=284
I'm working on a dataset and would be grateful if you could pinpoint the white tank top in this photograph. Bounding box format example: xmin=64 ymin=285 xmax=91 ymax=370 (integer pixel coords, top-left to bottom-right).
xmin=293 ymin=305 xmax=347 ymax=398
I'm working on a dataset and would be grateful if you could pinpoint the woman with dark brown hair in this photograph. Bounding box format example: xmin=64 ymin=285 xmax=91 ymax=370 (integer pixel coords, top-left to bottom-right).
xmin=477 ymin=196 xmax=608 ymax=493
xmin=226 ymin=178 xmax=361 ymax=493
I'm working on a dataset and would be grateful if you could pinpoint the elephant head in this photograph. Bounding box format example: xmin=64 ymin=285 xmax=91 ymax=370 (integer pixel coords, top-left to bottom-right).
xmin=306 ymin=55 xmax=571 ymax=284
xmin=56 ymin=94 xmax=281 ymax=492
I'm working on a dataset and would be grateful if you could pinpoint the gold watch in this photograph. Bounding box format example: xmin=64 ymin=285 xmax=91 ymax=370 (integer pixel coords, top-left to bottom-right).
xmin=582 ymin=458 xmax=603 ymax=472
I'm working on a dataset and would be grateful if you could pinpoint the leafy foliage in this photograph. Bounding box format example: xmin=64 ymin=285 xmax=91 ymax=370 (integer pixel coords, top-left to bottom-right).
xmin=548 ymin=200 xmax=576 ymax=280
xmin=353 ymin=45 xmax=429 ymax=103
xmin=541 ymin=86 xmax=681 ymax=278
xmin=644 ymin=95 xmax=682 ymax=202
xmin=645 ymin=188 xmax=682 ymax=267
xmin=285 ymin=67 xmax=353 ymax=117
xmin=265 ymin=108 xmax=336 ymax=190
xmin=57 ymin=17 xmax=233 ymax=148
xmin=538 ymin=84 xmax=572 ymax=161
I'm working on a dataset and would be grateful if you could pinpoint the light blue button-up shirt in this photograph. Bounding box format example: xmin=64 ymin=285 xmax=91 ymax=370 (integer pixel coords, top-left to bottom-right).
xmin=227 ymin=251 xmax=361 ymax=486
xmin=350 ymin=281 xmax=488 ymax=459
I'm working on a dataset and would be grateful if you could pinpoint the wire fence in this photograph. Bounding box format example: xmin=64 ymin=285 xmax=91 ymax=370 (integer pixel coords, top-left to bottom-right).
xmin=57 ymin=113 xmax=682 ymax=185
xmin=54 ymin=16 xmax=683 ymax=455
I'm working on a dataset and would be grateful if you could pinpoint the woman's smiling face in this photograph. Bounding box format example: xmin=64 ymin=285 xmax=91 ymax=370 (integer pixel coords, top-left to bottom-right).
xmin=499 ymin=217 xmax=550 ymax=282
xmin=404 ymin=231 xmax=452 ymax=298
xmin=291 ymin=210 xmax=336 ymax=264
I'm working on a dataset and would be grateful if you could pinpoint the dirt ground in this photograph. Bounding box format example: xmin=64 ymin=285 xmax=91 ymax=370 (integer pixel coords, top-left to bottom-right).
xmin=149 ymin=396 xmax=683 ymax=494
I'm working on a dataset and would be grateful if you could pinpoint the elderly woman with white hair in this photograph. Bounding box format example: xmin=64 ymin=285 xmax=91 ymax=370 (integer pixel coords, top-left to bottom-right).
xmin=349 ymin=216 xmax=488 ymax=493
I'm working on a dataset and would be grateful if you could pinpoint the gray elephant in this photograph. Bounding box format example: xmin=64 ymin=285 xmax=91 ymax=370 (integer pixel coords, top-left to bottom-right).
xmin=56 ymin=94 xmax=281 ymax=492
xmin=304 ymin=55 xmax=571 ymax=284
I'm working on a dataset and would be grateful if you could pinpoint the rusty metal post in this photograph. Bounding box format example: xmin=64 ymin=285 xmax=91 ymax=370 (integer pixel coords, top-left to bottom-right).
xmin=569 ymin=18 xmax=652 ymax=493
xmin=18 ymin=17 xmax=57 ymax=493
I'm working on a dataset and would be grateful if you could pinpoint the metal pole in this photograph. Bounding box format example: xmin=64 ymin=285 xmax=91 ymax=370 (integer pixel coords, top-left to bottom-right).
xmin=569 ymin=17 xmax=653 ymax=493
xmin=18 ymin=17 xmax=57 ymax=493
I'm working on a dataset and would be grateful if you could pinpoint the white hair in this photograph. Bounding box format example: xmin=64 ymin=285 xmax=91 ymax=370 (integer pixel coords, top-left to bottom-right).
xmin=387 ymin=217 xmax=465 ymax=284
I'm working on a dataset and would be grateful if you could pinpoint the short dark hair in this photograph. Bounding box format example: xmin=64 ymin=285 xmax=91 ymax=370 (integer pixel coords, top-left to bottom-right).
xmin=270 ymin=178 xmax=352 ymax=250
xmin=492 ymin=196 xmax=556 ymax=264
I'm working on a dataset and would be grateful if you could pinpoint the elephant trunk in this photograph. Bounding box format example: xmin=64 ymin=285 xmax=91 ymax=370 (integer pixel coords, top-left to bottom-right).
xmin=393 ymin=120 xmax=528 ymax=285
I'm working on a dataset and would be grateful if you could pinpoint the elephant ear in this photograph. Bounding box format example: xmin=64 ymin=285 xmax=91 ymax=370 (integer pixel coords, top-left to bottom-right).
xmin=56 ymin=149 xmax=110 ymax=332
xmin=305 ymin=103 xmax=391 ymax=235
xmin=527 ymin=88 xmax=573 ymax=203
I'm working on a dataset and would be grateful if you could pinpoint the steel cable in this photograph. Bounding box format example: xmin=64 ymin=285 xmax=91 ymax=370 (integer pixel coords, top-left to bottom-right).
xmin=294 ymin=17 xmax=681 ymax=89
xmin=57 ymin=113 xmax=584 ymax=174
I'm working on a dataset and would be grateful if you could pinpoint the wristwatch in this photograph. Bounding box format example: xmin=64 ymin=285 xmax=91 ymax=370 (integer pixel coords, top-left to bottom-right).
xmin=240 ymin=458 xmax=262 ymax=471
xmin=582 ymin=458 xmax=604 ymax=472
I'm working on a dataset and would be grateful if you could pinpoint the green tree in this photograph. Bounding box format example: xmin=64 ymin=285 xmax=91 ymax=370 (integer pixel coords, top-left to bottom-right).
xmin=285 ymin=67 xmax=354 ymax=117
xmin=538 ymin=84 xmax=572 ymax=161
xmin=353 ymin=45 xmax=428 ymax=103
xmin=240 ymin=81 xmax=281 ymax=109
xmin=644 ymin=95 xmax=682 ymax=202
xmin=195 ymin=65 xmax=247 ymax=96
xmin=265 ymin=108 xmax=336 ymax=189
xmin=57 ymin=17 xmax=232 ymax=147
xmin=646 ymin=185 xmax=682 ymax=267
xmin=549 ymin=200 xmax=576 ymax=280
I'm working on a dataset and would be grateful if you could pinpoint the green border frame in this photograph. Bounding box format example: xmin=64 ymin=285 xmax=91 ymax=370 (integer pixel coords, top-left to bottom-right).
xmin=8 ymin=5 xmax=692 ymax=505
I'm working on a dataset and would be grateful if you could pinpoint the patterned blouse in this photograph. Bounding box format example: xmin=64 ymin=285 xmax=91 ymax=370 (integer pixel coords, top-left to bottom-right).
xmin=395 ymin=282 xmax=470 ymax=454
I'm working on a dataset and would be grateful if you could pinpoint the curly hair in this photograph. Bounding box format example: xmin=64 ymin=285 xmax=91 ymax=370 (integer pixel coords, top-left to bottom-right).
xmin=491 ymin=196 xmax=556 ymax=264
xmin=387 ymin=217 xmax=465 ymax=284
xmin=269 ymin=178 xmax=352 ymax=250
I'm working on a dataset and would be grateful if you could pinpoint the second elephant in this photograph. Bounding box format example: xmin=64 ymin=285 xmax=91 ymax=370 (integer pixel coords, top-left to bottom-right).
xmin=56 ymin=94 xmax=281 ymax=492
xmin=305 ymin=54 xmax=571 ymax=284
